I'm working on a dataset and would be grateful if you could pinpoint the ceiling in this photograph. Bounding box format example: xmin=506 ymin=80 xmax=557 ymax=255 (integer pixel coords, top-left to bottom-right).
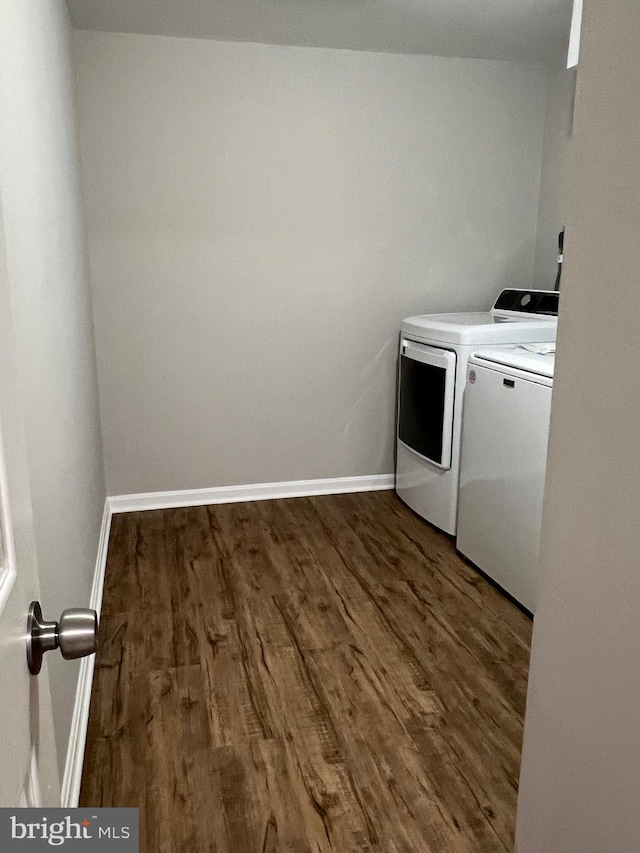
xmin=68 ymin=0 xmax=573 ymax=63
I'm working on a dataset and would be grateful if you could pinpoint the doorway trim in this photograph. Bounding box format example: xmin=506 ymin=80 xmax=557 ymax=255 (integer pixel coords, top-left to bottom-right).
xmin=60 ymin=499 xmax=112 ymax=807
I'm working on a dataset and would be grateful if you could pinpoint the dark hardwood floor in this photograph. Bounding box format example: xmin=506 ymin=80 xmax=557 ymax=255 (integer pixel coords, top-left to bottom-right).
xmin=80 ymin=490 xmax=532 ymax=852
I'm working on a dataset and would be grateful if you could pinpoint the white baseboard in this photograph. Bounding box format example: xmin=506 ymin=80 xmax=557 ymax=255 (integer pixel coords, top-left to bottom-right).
xmin=108 ymin=473 xmax=395 ymax=514
xmin=60 ymin=499 xmax=112 ymax=808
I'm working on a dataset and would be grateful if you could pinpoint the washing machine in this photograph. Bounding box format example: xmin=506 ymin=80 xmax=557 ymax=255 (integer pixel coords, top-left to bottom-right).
xmin=457 ymin=345 xmax=555 ymax=612
xmin=395 ymin=289 xmax=558 ymax=535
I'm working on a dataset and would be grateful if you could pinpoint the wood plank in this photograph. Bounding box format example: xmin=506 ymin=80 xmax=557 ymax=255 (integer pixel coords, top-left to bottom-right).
xmin=80 ymin=491 xmax=532 ymax=852
xmin=307 ymin=494 xmax=528 ymax=757
xmin=145 ymin=665 xmax=230 ymax=852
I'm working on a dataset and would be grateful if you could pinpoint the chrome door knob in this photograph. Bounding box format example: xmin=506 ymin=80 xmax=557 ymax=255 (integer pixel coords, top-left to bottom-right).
xmin=27 ymin=601 xmax=98 ymax=675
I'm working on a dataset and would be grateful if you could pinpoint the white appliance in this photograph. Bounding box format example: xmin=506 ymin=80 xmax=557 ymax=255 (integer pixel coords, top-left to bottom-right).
xmin=395 ymin=289 xmax=558 ymax=535
xmin=457 ymin=345 xmax=556 ymax=612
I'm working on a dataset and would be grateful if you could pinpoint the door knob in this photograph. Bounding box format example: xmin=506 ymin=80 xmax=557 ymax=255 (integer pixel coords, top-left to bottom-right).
xmin=27 ymin=601 xmax=98 ymax=675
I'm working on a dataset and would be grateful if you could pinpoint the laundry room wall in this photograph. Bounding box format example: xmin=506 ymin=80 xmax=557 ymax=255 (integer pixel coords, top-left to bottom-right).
xmin=73 ymin=31 xmax=549 ymax=496
xmin=517 ymin=0 xmax=640 ymax=848
xmin=534 ymin=63 xmax=576 ymax=289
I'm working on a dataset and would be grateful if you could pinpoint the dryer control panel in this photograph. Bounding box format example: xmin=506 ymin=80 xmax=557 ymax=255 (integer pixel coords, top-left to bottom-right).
xmin=492 ymin=289 xmax=559 ymax=317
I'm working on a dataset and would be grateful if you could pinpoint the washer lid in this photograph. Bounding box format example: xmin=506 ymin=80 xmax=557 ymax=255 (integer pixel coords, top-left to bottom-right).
xmin=401 ymin=313 xmax=557 ymax=345
xmin=470 ymin=345 xmax=556 ymax=378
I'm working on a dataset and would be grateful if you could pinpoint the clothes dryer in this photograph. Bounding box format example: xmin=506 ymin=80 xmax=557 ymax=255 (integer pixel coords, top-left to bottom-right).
xmin=395 ymin=289 xmax=558 ymax=535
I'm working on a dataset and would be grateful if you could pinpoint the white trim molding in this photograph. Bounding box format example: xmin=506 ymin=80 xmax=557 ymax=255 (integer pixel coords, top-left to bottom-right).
xmin=567 ymin=0 xmax=583 ymax=69
xmin=60 ymin=499 xmax=112 ymax=808
xmin=108 ymin=473 xmax=395 ymax=514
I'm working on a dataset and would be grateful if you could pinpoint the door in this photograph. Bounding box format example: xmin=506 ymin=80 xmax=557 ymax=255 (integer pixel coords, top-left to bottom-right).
xmin=397 ymin=339 xmax=456 ymax=469
xmin=0 ymin=203 xmax=59 ymax=806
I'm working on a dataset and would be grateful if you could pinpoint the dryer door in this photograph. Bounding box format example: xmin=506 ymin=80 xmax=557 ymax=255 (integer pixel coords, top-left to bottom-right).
xmin=398 ymin=340 xmax=456 ymax=469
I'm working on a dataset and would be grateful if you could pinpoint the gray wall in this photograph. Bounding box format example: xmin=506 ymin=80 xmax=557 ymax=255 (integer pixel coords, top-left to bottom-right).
xmin=73 ymin=32 xmax=549 ymax=496
xmin=516 ymin=0 xmax=640 ymax=849
xmin=533 ymin=63 xmax=575 ymax=289
xmin=0 ymin=1 xmax=106 ymax=780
